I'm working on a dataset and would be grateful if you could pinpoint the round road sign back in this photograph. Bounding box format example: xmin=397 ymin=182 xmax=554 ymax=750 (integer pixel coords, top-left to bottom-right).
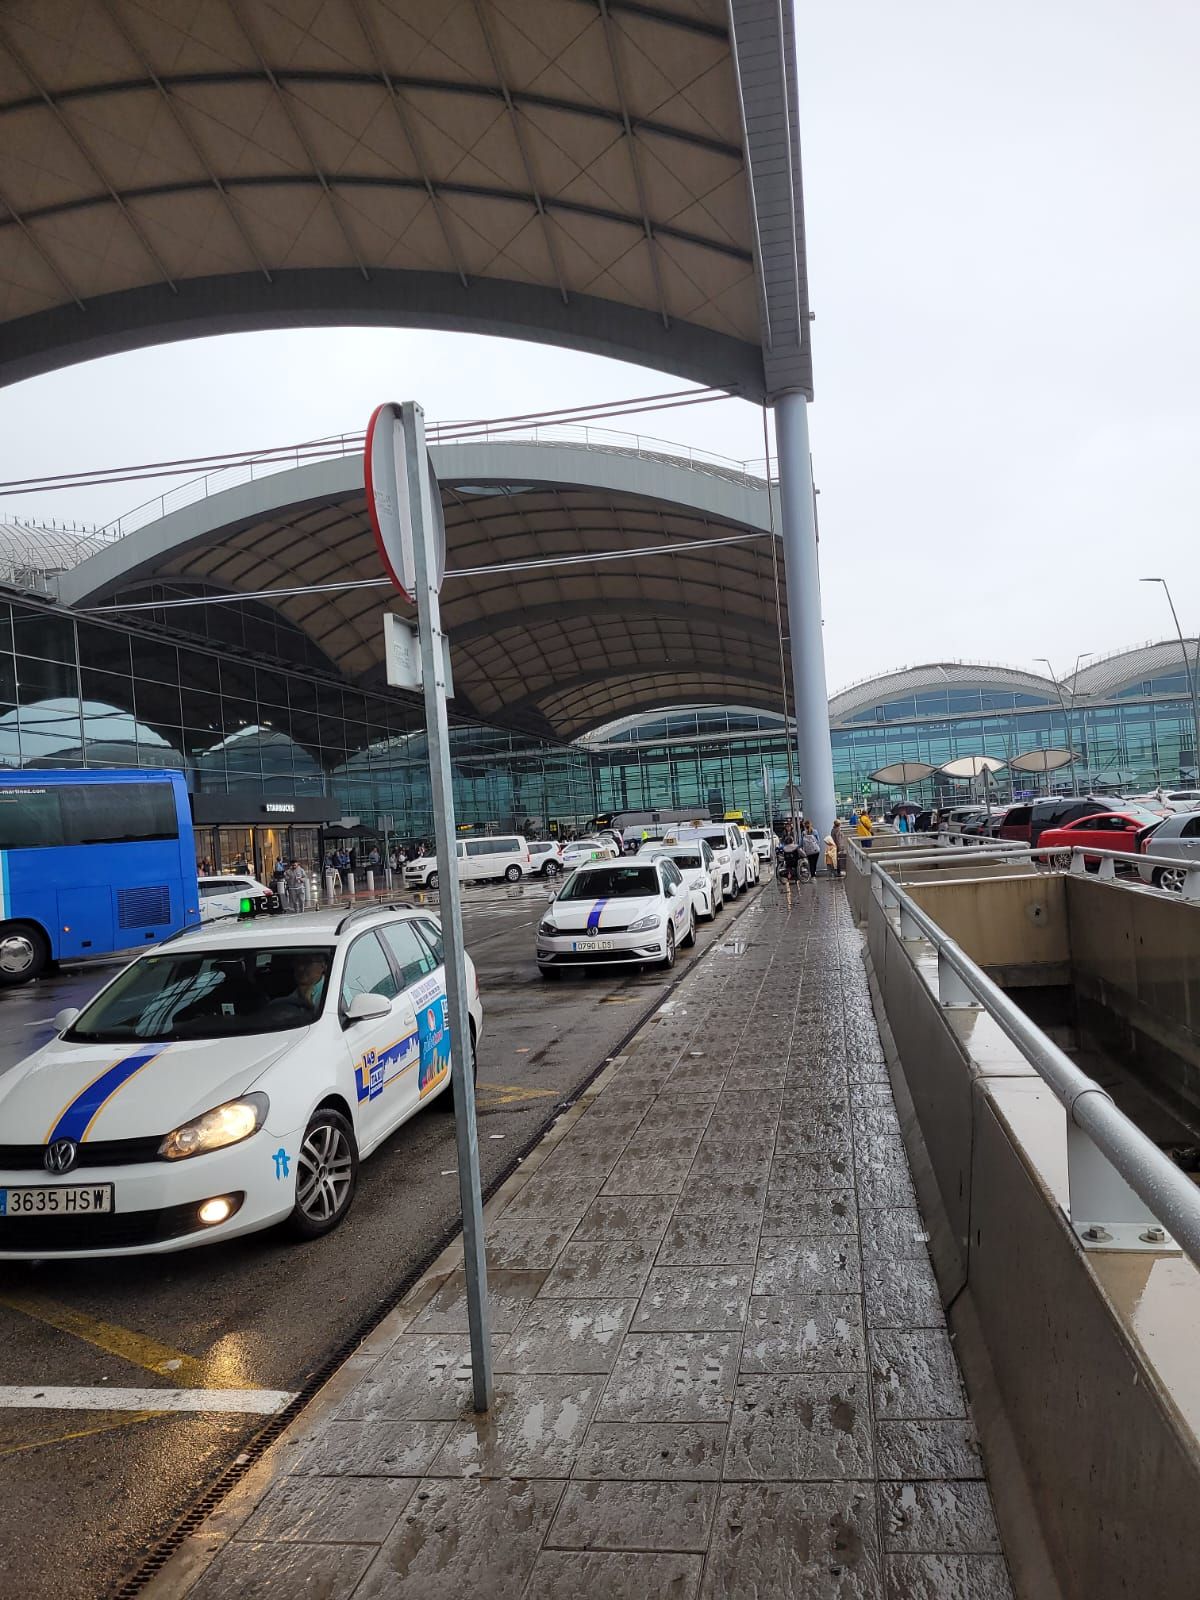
xmin=364 ymin=401 xmax=447 ymax=600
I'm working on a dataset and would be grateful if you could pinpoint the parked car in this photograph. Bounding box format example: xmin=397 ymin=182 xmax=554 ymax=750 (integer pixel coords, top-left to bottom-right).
xmin=536 ymin=857 xmax=695 ymax=976
xmin=737 ymin=826 xmax=760 ymax=885
xmin=1000 ymin=796 xmax=1112 ymax=846
xmin=198 ymin=874 xmax=279 ymax=922
xmin=746 ymin=827 xmax=775 ymax=863
xmin=1038 ymin=807 xmax=1165 ymax=868
xmin=527 ymin=841 xmax=564 ymax=878
xmin=1136 ymin=811 xmax=1200 ymax=891
xmin=560 ymin=837 xmax=620 ymax=872
xmin=403 ymin=835 xmax=531 ymax=890
xmin=0 ymin=906 xmax=481 ymax=1257
xmin=639 ymin=839 xmax=723 ymax=920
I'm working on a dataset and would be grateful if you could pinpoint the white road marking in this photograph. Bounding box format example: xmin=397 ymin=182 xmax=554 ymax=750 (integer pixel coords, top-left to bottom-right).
xmin=0 ymin=1386 xmax=294 ymax=1414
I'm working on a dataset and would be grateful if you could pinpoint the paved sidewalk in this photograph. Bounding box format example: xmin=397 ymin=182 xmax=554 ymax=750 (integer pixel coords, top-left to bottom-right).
xmin=174 ymin=881 xmax=1013 ymax=1600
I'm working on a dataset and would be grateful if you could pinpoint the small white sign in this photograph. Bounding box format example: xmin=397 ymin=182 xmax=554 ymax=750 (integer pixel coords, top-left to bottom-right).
xmin=383 ymin=613 xmax=454 ymax=697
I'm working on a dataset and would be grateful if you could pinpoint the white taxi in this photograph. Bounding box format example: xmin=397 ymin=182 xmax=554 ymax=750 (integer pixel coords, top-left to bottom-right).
xmin=0 ymin=907 xmax=482 ymax=1258
xmin=537 ymin=858 xmax=694 ymax=977
xmin=638 ymin=839 xmax=723 ymax=921
xmin=560 ymin=837 xmax=619 ymax=872
xmin=198 ymin=873 xmax=279 ymax=922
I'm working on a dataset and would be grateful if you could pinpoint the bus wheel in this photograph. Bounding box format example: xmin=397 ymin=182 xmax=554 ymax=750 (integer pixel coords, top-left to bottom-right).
xmin=0 ymin=922 xmax=49 ymax=985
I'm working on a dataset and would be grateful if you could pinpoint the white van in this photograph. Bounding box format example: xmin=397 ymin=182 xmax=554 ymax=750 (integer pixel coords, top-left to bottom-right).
xmin=404 ymin=835 xmax=531 ymax=890
xmin=677 ymin=823 xmax=749 ymax=898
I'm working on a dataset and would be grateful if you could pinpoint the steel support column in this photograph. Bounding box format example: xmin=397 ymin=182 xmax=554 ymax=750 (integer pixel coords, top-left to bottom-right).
xmin=775 ymin=390 xmax=835 ymax=833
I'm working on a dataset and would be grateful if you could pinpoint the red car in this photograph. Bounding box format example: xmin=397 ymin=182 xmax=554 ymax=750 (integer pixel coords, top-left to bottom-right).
xmin=1038 ymin=807 xmax=1165 ymax=867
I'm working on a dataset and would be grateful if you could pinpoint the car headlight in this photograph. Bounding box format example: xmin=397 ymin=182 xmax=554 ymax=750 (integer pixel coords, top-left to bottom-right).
xmin=689 ymin=873 xmax=707 ymax=888
xmin=538 ymin=918 xmax=559 ymax=936
xmin=628 ymin=914 xmax=662 ymax=932
xmin=159 ymin=1093 xmax=269 ymax=1161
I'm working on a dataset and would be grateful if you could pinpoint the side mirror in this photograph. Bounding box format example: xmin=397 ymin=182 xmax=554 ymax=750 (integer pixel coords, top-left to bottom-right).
xmin=343 ymin=992 xmax=392 ymax=1026
xmin=54 ymin=1007 xmax=80 ymax=1033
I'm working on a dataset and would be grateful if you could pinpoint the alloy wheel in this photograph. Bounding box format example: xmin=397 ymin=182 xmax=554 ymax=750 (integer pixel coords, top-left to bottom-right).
xmin=296 ymin=1121 xmax=355 ymax=1223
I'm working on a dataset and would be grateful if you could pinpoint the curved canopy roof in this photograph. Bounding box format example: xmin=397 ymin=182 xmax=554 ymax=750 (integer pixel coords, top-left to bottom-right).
xmin=1074 ymin=639 xmax=1200 ymax=699
xmin=828 ymin=662 xmax=1058 ymax=724
xmin=0 ymin=0 xmax=811 ymax=399
xmin=57 ymin=438 xmax=785 ymax=741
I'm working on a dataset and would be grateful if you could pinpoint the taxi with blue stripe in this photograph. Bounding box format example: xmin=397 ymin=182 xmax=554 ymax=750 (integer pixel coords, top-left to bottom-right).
xmin=536 ymin=857 xmax=695 ymax=978
xmin=0 ymin=906 xmax=482 ymax=1257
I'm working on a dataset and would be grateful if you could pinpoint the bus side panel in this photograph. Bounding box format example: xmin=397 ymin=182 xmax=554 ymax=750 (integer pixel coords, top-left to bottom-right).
xmin=57 ymin=886 xmax=116 ymax=957
xmin=172 ymin=776 xmax=201 ymax=931
xmin=1 ymin=857 xmax=59 ymax=956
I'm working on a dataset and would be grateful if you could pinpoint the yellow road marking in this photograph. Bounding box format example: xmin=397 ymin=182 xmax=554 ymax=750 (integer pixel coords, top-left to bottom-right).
xmin=0 ymin=1410 xmax=159 ymax=1459
xmin=0 ymin=1293 xmax=208 ymax=1386
xmin=477 ymin=1083 xmax=561 ymax=1106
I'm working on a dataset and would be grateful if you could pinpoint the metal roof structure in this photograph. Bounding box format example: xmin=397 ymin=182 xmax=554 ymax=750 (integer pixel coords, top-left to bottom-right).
xmin=1073 ymin=639 xmax=1200 ymax=699
xmin=828 ymin=662 xmax=1059 ymax=724
xmin=0 ymin=517 xmax=103 ymax=589
xmin=0 ymin=0 xmax=811 ymax=399
xmin=56 ymin=437 xmax=786 ymax=741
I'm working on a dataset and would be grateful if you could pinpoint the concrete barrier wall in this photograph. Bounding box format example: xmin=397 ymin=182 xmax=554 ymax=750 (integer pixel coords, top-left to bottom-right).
xmin=871 ymin=893 xmax=1200 ymax=1600
xmin=910 ymin=874 xmax=1071 ymax=985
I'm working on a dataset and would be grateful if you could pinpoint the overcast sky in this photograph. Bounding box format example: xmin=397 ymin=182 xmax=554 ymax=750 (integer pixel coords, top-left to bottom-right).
xmin=1 ymin=0 xmax=1197 ymax=698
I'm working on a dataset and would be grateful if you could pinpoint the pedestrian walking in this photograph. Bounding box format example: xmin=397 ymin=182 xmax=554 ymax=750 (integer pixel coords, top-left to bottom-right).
xmin=781 ymin=825 xmax=800 ymax=880
xmin=284 ymin=858 xmax=308 ymax=913
xmin=801 ymin=819 xmax=821 ymax=882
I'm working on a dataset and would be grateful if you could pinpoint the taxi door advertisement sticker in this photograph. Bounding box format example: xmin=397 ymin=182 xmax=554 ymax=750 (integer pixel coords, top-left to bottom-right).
xmin=418 ymin=996 xmax=450 ymax=1096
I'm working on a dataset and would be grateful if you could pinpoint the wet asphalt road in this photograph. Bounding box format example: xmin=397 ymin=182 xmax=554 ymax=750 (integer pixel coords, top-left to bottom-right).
xmin=0 ymin=876 xmax=761 ymax=1599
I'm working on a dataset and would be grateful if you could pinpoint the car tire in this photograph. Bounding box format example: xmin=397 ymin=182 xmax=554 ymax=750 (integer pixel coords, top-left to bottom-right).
xmin=0 ymin=920 xmax=49 ymax=986
xmin=728 ymin=877 xmax=739 ymax=901
xmin=505 ymin=863 xmax=522 ymax=882
xmin=288 ymin=1108 xmax=359 ymax=1240
xmin=427 ymin=872 xmax=439 ymax=890
xmin=435 ymin=1023 xmax=478 ymax=1111
xmin=683 ymin=910 xmax=697 ymax=947
xmin=1154 ymin=866 xmax=1186 ymax=892
xmin=542 ymin=861 xmax=560 ymax=878
xmin=661 ymin=925 xmax=676 ymax=970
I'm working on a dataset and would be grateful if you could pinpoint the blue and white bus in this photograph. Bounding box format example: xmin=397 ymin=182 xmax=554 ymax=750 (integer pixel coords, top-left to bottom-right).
xmin=0 ymin=769 xmax=199 ymax=985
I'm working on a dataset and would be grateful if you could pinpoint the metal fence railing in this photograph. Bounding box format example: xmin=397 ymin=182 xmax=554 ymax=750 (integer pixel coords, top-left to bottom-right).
xmin=854 ymin=837 xmax=1200 ymax=1266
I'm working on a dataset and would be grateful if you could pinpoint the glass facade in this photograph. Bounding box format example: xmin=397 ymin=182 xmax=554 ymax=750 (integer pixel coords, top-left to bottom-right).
xmin=0 ymin=595 xmax=596 ymax=842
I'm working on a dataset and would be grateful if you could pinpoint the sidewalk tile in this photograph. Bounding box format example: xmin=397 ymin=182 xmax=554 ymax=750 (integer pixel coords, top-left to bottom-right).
xmin=596 ymin=1331 xmax=739 ymax=1422
xmin=186 ymin=1541 xmax=375 ymax=1600
xmin=540 ymin=1240 xmax=656 ymax=1299
xmin=752 ymin=1237 xmax=863 ymax=1296
xmin=234 ymin=1476 xmax=417 ymax=1545
xmin=504 ymin=1172 xmax=607 ymax=1219
xmin=572 ymin=1421 xmax=727 ymax=1481
xmin=631 ymin=1266 xmax=753 ymax=1332
xmin=476 ymin=1221 xmax=577 ymax=1272
xmin=875 ymin=1422 xmax=984 ymax=1480
xmin=741 ymin=1295 xmax=866 ymax=1375
xmin=859 ymin=1208 xmax=931 ymax=1261
xmin=700 ymin=1482 xmax=881 ymax=1599
xmin=572 ymin=1195 xmax=676 ymax=1244
xmin=724 ymin=1376 xmax=874 ymax=1481
xmin=410 ymin=1269 xmax=547 ymax=1334
xmin=885 ymin=1553 xmax=1014 ymax=1599
xmin=428 ymin=1375 xmax=602 ymax=1477
xmin=496 ymin=1297 xmax=636 ymax=1374
xmin=760 ymin=1189 xmax=857 ymax=1238
xmin=674 ymin=1173 xmax=767 ymax=1216
xmin=356 ymin=1478 xmax=562 ymax=1599
xmin=767 ymin=1150 xmax=855 ymax=1192
xmin=337 ymin=1335 xmax=479 ymax=1422
xmin=864 ymin=1259 xmax=944 ymax=1329
xmin=603 ymin=1155 xmax=696 ymax=1195
xmin=870 ymin=1330 xmax=966 ymax=1420
xmin=879 ymin=1481 xmax=1002 ymax=1553
xmin=656 ymin=1215 xmax=761 ymax=1265
xmin=523 ymin=1550 xmax=703 ymax=1599
xmin=288 ymin=1420 xmax=451 ymax=1478
xmin=546 ymin=1479 xmax=718 ymax=1552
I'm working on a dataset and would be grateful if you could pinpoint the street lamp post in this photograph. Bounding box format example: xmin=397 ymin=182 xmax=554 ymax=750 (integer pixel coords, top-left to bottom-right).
xmin=1036 ymin=656 xmax=1087 ymax=797
xmin=1140 ymin=578 xmax=1200 ymax=787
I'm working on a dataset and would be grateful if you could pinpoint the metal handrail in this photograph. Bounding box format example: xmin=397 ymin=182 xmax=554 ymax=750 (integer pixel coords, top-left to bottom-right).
xmin=865 ymin=851 xmax=1200 ymax=1267
xmin=864 ymin=837 xmax=1200 ymax=898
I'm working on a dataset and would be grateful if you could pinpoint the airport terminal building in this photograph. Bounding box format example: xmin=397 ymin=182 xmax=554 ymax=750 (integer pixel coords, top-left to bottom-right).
xmin=2 ymin=515 xmax=1195 ymax=867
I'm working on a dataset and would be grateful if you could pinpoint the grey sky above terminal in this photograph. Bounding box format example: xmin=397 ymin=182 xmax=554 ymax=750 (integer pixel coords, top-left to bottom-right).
xmin=0 ymin=1 xmax=1198 ymax=697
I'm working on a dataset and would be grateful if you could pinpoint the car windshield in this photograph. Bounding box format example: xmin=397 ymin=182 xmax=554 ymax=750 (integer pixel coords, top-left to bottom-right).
xmin=1121 ymin=808 xmax=1166 ymax=827
xmin=66 ymin=945 xmax=335 ymax=1042
xmin=666 ymin=851 xmax=703 ymax=869
xmin=569 ymin=839 xmax=605 ymax=851
xmin=559 ymin=866 xmax=660 ymax=900
xmin=686 ymin=832 xmax=727 ymax=851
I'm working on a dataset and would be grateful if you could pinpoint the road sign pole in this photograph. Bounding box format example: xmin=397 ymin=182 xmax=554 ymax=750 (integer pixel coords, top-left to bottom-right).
xmin=401 ymin=401 xmax=493 ymax=1411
